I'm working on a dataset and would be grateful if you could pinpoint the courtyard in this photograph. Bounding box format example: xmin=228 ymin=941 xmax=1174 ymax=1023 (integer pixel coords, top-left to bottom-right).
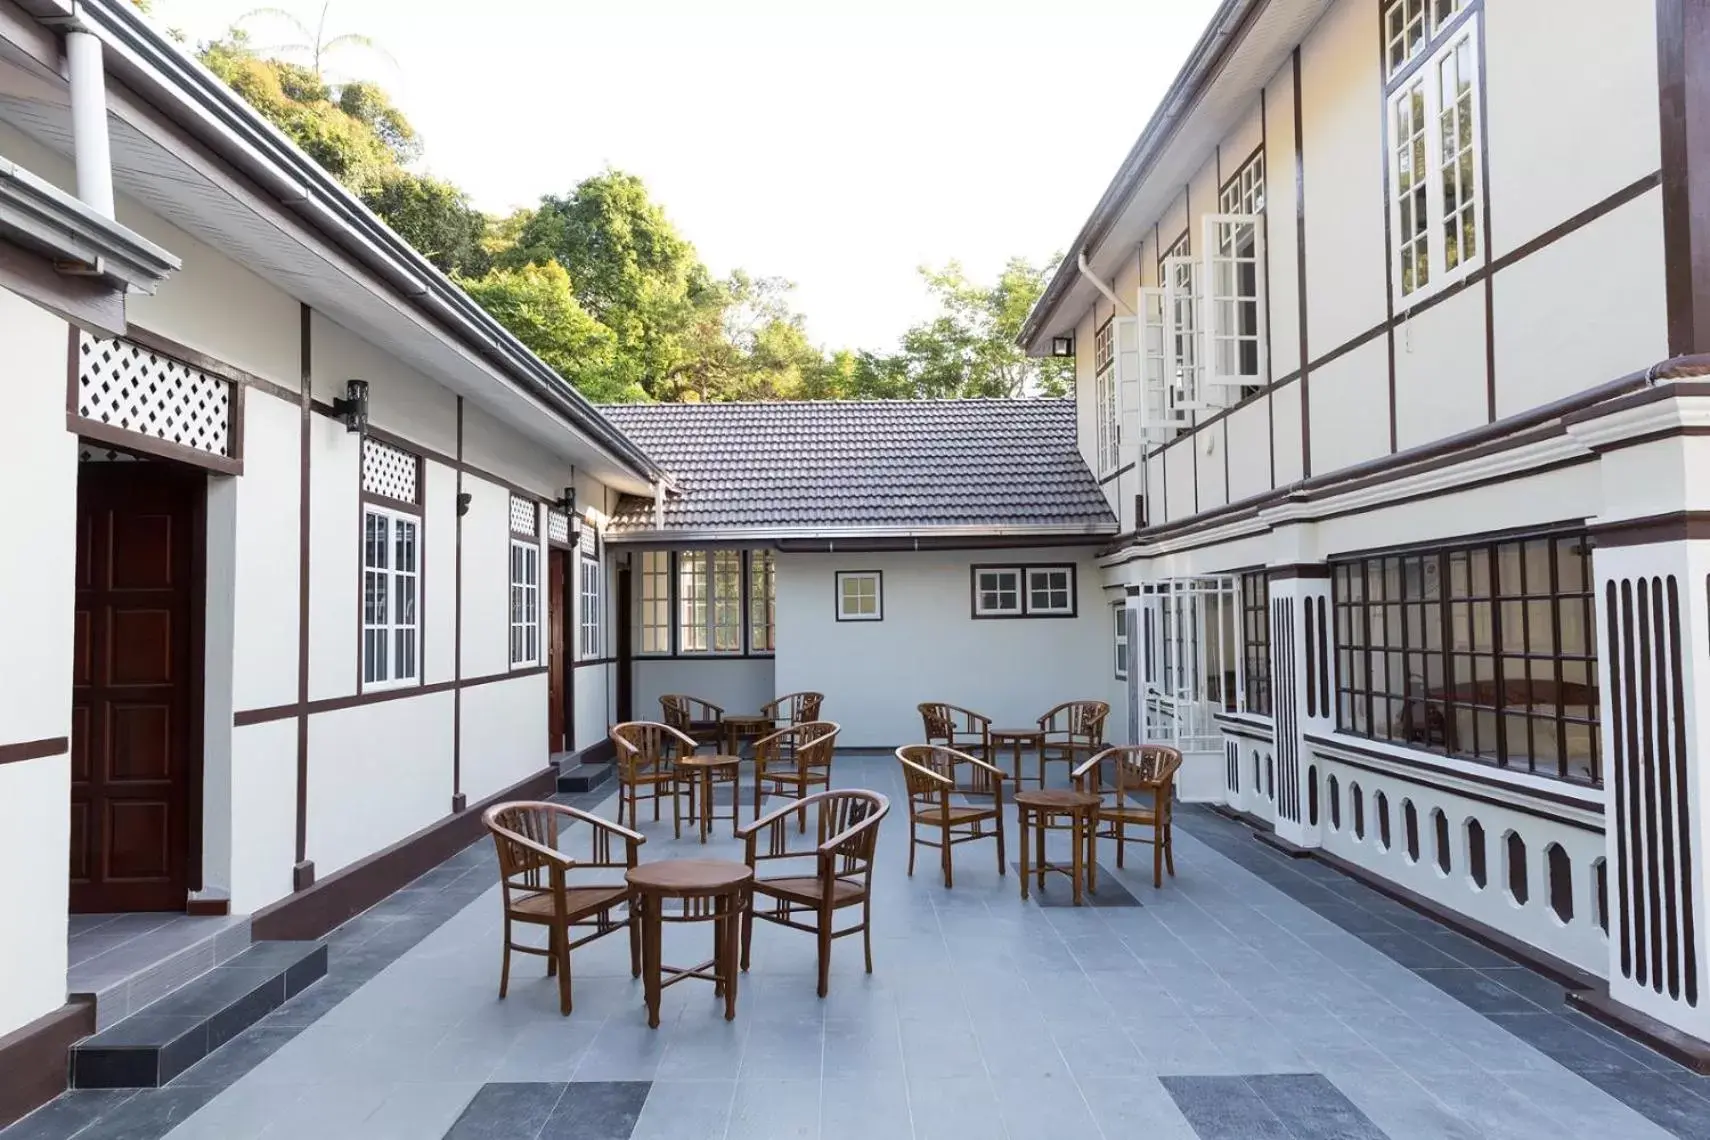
xmin=3 ymin=754 xmax=1705 ymax=1140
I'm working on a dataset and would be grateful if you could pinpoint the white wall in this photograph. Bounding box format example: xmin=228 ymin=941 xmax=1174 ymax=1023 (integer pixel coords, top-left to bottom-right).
xmin=461 ymin=674 xmax=550 ymax=803
xmin=307 ymin=694 xmax=453 ymax=877
xmin=228 ymin=721 xmax=298 ymax=914
xmin=773 ymin=549 xmax=1110 ymax=748
xmin=0 ymin=288 xmax=75 ymax=1036
xmin=633 ymin=658 xmax=777 ymax=724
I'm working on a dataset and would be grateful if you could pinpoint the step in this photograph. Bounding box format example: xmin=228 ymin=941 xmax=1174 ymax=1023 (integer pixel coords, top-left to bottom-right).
xmin=70 ymin=941 xmax=327 ymax=1089
xmin=69 ymin=913 xmax=253 ymax=1030
xmin=557 ymin=761 xmax=614 ymax=794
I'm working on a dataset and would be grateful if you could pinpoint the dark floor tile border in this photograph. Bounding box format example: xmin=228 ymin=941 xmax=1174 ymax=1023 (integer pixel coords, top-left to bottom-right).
xmin=442 ymin=1081 xmax=651 ymax=1140
xmin=0 ymin=1001 xmax=96 ymax=1130
xmin=0 ymin=788 xmax=610 ymax=1140
xmin=1570 ymin=986 xmax=1710 ymax=1075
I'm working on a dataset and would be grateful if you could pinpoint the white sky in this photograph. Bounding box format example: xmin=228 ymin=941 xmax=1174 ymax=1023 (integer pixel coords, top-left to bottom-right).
xmin=141 ymin=0 xmax=1220 ymax=353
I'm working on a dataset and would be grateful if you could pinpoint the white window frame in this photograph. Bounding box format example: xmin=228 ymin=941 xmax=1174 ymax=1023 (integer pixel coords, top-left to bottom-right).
xmin=1387 ymin=18 xmax=1483 ymax=305
xmin=1026 ymin=567 xmax=1075 ymax=616
xmin=973 ymin=564 xmax=1078 ymax=619
xmin=637 ymin=550 xmax=671 ymax=654
xmin=748 ymin=550 xmax=776 ymax=653
xmin=362 ymin=505 xmax=420 ymax=691
xmin=1138 ymin=576 xmax=1242 ymax=754
xmin=1384 ymin=0 xmax=1468 ymax=78
xmin=1114 ymin=603 xmax=1130 ymax=681
xmin=1094 ymin=319 xmax=1118 ymax=474
xmin=1138 ymin=288 xmax=1186 ymax=444
xmin=509 ymin=537 xmax=541 ymax=667
xmin=1201 ymin=213 xmax=1268 ymax=394
xmin=836 ymin=570 xmax=883 ymax=622
xmin=973 ymin=567 xmax=1023 ymax=617
xmin=579 ymin=553 xmax=602 ymax=661
xmin=638 ymin=550 xmax=776 ymax=656
xmin=1219 ymin=151 xmax=1265 ymax=216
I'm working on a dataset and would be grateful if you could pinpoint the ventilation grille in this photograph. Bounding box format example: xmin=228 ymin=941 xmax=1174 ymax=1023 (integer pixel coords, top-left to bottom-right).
xmin=1272 ymin=596 xmax=1300 ymax=823
xmin=1226 ymin=737 xmax=1239 ymax=794
xmin=579 ymin=524 xmax=598 ymax=558
xmin=77 ymin=332 xmax=231 ymax=457
xmin=77 ymin=447 xmax=144 ymax=464
xmin=547 ymin=509 xmax=570 ymax=545
xmin=1607 ymin=575 xmax=1698 ymax=1007
xmin=510 ymin=494 xmax=537 ymax=537
xmin=361 ymin=438 xmax=418 ymax=503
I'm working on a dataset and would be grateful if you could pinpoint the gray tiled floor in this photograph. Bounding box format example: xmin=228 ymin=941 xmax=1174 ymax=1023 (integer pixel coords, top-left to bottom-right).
xmin=8 ymin=755 xmax=1708 ymax=1140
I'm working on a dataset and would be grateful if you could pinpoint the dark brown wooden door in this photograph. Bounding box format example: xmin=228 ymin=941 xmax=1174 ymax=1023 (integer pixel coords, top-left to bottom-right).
xmin=615 ymin=564 xmax=633 ymax=724
xmin=71 ymin=464 xmax=199 ymax=913
xmin=548 ymin=549 xmax=569 ymax=753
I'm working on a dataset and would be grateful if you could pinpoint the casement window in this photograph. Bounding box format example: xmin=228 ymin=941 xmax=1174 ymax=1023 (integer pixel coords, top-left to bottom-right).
xmin=362 ymin=506 xmax=420 ymax=689
xmin=1138 ymin=576 xmax=1241 ymax=753
xmin=509 ymin=539 xmax=540 ymax=666
xmin=635 ymin=550 xmax=775 ymax=654
xmin=1219 ymin=151 xmax=1265 ymax=217
xmin=1240 ymin=570 xmax=1272 ymax=717
xmin=1385 ymin=0 xmax=1468 ymax=78
xmin=836 ymin=570 xmax=883 ymax=622
xmin=972 ymin=564 xmax=1078 ymax=619
xmin=1331 ymin=533 xmax=1599 ymax=786
xmin=749 ymin=549 xmax=776 ymax=652
xmin=1114 ymin=603 xmax=1130 ymax=681
xmin=1094 ymin=318 xmax=1118 ymax=474
xmin=579 ymin=554 xmax=602 ymax=660
xmin=1386 ymin=7 xmax=1482 ymax=300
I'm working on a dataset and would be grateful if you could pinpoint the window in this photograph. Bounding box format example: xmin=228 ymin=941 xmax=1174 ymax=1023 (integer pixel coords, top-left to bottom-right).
xmin=1138 ymin=576 xmax=1241 ymax=753
xmin=749 ymin=550 xmax=776 ymax=652
xmin=638 ymin=551 xmax=671 ymax=654
xmin=509 ymin=538 xmax=540 ymax=666
xmin=1114 ymin=604 xmax=1129 ymax=681
xmin=1241 ymin=571 xmax=1272 ymax=716
xmin=1095 ymin=318 xmax=1117 ymax=474
xmin=1219 ymin=150 xmax=1265 ymax=216
xmin=362 ymin=507 xmax=420 ymax=688
xmin=579 ymin=554 xmax=602 ymax=660
xmin=1387 ymin=12 xmax=1482 ymax=300
xmin=971 ymin=564 xmax=1077 ymax=618
xmin=1385 ymin=0 xmax=1468 ymax=78
xmin=1331 ymin=533 xmax=1599 ymax=785
xmin=636 ymin=550 xmax=776 ymax=655
xmin=836 ymin=571 xmax=882 ymax=622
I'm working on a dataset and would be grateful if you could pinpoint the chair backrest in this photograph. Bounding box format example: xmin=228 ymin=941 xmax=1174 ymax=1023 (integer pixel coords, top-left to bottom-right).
xmin=895 ymin=744 xmax=955 ymax=809
xmin=918 ymin=702 xmax=953 ymax=742
xmin=1041 ymin=699 xmax=1110 ymax=742
xmin=659 ymin=695 xmax=692 ymax=734
xmin=757 ymin=720 xmax=839 ymax=769
xmin=1081 ymin=745 xmax=1183 ymax=803
xmin=766 ymin=691 xmax=824 ymax=724
xmin=815 ymin=789 xmax=889 ymax=880
xmin=610 ymin=721 xmax=691 ymax=774
xmin=484 ymin=801 xmax=563 ymax=894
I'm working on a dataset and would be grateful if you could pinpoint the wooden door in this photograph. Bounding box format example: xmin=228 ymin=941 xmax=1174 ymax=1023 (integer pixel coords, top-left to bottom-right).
xmin=548 ymin=549 xmax=569 ymax=753
xmin=615 ymin=564 xmax=633 ymax=724
xmin=71 ymin=464 xmax=200 ymax=913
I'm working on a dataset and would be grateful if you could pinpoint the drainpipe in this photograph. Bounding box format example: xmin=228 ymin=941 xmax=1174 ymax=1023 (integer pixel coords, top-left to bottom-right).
xmin=652 ymin=482 xmax=664 ymax=530
xmin=1077 ymin=252 xmax=1132 ymax=316
xmin=63 ymin=20 xmax=114 ymax=217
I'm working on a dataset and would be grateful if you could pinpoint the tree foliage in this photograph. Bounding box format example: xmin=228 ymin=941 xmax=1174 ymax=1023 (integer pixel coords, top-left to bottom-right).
xmin=197 ymin=21 xmax=1069 ymax=406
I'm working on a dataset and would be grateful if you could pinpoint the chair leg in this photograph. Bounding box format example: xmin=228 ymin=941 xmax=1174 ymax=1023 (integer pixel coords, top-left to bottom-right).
xmin=942 ymin=831 xmax=954 ymax=890
xmin=862 ymin=897 xmax=874 ymax=974
xmin=672 ymin=778 xmax=682 ymax=840
xmin=556 ymin=926 xmax=573 ymax=1016
xmin=1165 ymin=820 xmax=1176 ymax=877
xmin=740 ymin=907 xmax=754 ymax=972
xmin=996 ymin=814 xmax=1007 ymax=877
xmin=816 ymin=909 xmax=833 ymax=998
xmin=1153 ymin=830 xmax=1164 ymax=889
xmin=797 ymin=786 xmax=807 ymax=834
xmin=907 ymin=823 xmax=917 ymax=877
xmin=546 ymin=924 xmax=558 ymax=977
xmin=498 ymin=917 xmax=512 ymax=999
xmin=1116 ymin=818 xmax=1126 ymax=868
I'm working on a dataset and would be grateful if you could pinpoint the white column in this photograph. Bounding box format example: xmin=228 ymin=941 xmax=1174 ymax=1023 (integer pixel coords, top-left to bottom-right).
xmin=1268 ymin=567 xmax=1334 ymax=849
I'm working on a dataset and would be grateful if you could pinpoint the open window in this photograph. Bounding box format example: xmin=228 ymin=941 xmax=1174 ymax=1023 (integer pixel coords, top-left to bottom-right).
xmin=1138 ymin=576 xmax=1242 ymax=753
xmin=1201 ymin=213 xmax=1267 ymax=398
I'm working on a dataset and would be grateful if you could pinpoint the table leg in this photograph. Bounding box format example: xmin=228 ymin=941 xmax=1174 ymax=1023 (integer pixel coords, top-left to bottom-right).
xmin=1086 ymin=810 xmax=1098 ymax=895
xmin=1018 ymin=810 xmax=1031 ymax=900
xmin=642 ymin=893 xmax=662 ymax=1029
xmin=723 ymin=893 xmax=741 ymax=1021
xmin=699 ymin=769 xmax=710 ymax=844
xmin=1070 ymin=813 xmax=1084 ymax=907
xmin=1035 ymin=815 xmax=1046 ymax=891
xmin=713 ymin=897 xmax=726 ymax=997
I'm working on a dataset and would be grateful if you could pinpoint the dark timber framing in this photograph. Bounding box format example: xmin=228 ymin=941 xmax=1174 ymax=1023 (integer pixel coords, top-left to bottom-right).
xmin=1292 ymin=45 xmax=1311 ymax=479
xmin=453 ymin=397 xmax=466 ymax=813
xmin=294 ymin=304 xmax=313 ymax=891
xmin=1658 ymin=0 xmax=1710 ymax=356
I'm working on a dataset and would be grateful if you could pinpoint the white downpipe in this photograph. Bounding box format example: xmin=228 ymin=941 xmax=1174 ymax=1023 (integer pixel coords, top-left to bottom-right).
xmin=652 ymin=481 xmax=664 ymax=530
xmin=1077 ymin=252 xmax=1132 ymax=316
xmin=66 ymin=29 xmax=115 ymax=218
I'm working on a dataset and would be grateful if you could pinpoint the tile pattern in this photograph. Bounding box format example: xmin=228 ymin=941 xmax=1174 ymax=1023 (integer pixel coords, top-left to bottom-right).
xmin=442 ymin=1081 xmax=650 ymax=1140
xmin=10 ymin=761 xmax=1709 ymax=1140
xmin=596 ymin=399 xmax=1117 ymax=536
xmin=1161 ymin=1073 xmax=1388 ymax=1139
xmin=68 ymin=914 xmax=251 ymax=1030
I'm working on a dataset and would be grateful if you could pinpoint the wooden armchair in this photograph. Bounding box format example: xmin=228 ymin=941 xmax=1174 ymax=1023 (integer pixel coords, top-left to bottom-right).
xmin=1073 ymin=745 xmax=1182 ymax=888
xmin=1038 ymin=700 xmax=1109 ymax=787
xmin=753 ymin=721 xmax=839 ymax=832
xmin=762 ymin=690 xmax=825 ymax=728
xmin=895 ymin=745 xmax=1006 ymax=889
xmin=918 ymin=702 xmax=992 ymax=763
xmin=609 ymin=721 xmax=696 ymax=837
xmin=660 ymin=694 xmax=724 ymax=751
xmin=738 ymin=788 xmax=890 ymax=997
xmin=483 ymin=800 xmax=644 ymax=1015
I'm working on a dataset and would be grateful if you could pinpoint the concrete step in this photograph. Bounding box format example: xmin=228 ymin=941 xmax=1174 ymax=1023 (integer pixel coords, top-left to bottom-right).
xmin=70 ymin=941 xmax=327 ymax=1089
xmin=557 ymin=760 xmax=615 ymax=794
xmin=68 ymin=913 xmax=253 ymax=1031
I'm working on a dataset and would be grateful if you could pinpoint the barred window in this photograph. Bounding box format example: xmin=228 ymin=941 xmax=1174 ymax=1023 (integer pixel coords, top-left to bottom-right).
xmin=1241 ymin=571 xmax=1272 ymax=716
xmin=1331 ymin=534 xmax=1599 ymax=785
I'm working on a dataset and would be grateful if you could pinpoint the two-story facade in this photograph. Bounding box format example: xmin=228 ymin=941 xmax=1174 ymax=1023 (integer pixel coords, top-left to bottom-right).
xmin=1022 ymin=0 xmax=1710 ymax=1057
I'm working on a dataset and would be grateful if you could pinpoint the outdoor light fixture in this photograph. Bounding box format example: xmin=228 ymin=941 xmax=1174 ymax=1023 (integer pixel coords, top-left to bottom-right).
xmin=456 ymin=492 xmax=472 ymax=517
xmin=555 ymin=486 xmax=584 ymax=535
xmin=1050 ymin=335 xmax=1075 ymax=358
xmin=332 ymin=379 xmax=369 ymax=434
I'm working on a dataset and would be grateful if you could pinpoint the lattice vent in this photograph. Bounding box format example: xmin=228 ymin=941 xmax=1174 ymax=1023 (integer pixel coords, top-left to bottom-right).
xmin=362 ymin=438 xmax=419 ymax=503
xmin=77 ymin=332 xmax=231 ymax=457
xmin=510 ymin=494 xmax=538 ymax=537
xmin=78 ymin=447 xmax=144 ymax=463
xmin=546 ymin=510 xmax=570 ymax=545
xmin=579 ymin=524 xmax=598 ymax=558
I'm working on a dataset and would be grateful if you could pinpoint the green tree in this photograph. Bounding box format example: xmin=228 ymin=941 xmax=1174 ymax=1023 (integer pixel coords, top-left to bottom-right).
xmin=887 ymin=258 xmax=1073 ymax=399
xmin=237 ymin=3 xmax=391 ymax=80
xmin=360 ymin=171 xmax=489 ymax=276
xmin=458 ymin=262 xmax=645 ymax=404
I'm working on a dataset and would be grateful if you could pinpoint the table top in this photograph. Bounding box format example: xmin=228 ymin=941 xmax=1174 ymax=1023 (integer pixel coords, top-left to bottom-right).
xmin=678 ymin=754 xmax=741 ymax=770
xmin=1013 ymin=788 xmax=1101 ymax=810
xmin=991 ymin=728 xmax=1046 ymax=741
xmin=725 ymin=714 xmax=775 ymax=727
xmin=627 ymin=858 xmax=754 ymax=895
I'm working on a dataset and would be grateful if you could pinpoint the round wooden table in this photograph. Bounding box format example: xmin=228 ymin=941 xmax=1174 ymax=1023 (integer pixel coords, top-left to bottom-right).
xmin=724 ymin=714 xmax=774 ymax=757
xmin=625 ymin=859 xmax=753 ymax=1027
xmin=1013 ymin=788 xmax=1101 ymax=906
xmin=990 ymin=727 xmax=1047 ymax=789
xmin=677 ymin=754 xmax=742 ymax=843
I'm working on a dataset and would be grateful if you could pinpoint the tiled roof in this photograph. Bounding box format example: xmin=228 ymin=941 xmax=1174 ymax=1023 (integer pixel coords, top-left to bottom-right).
xmin=597 ymin=398 xmax=1117 ymax=538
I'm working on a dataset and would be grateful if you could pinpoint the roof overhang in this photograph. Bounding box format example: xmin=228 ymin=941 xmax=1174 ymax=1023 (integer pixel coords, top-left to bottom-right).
xmin=604 ymin=523 xmax=1121 ymax=549
xmin=1018 ymin=0 xmax=1333 ymax=354
xmin=0 ymin=0 xmax=669 ymax=496
xmin=0 ymin=151 xmax=176 ymax=290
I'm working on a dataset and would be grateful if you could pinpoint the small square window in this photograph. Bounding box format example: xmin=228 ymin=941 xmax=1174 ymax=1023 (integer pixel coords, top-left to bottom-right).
xmin=974 ymin=568 xmax=1022 ymax=616
xmin=836 ymin=571 xmax=882 ymax=622
xmin=1027 ymin=568 xmax=1074 ymax=615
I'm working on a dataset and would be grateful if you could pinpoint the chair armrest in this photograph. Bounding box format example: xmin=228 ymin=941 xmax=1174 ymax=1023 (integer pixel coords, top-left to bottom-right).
xmin=818 ymin=797 xmax=890 ymax=856
xmin=545 ymin=802 xmax=647 ymax=846
xmin=1072 ymin=748 xmax=1114 ymax=789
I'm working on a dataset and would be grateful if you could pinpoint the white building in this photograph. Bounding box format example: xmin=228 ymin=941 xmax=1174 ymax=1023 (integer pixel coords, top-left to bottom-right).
xmin=1018 ymin=0 xmax=1710 ymax=1065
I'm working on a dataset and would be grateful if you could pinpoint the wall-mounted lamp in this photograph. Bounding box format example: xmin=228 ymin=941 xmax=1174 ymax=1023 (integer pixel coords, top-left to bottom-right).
xmin=332 ymin=379 xmax=369 ymax=434
xmin=555 ymin=487 xmax=583 ymax=535
xmin=456 ymin=491 xmax=472 ymax=517
xmin=1050 ymin=335 xmax=1075 ymax=358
